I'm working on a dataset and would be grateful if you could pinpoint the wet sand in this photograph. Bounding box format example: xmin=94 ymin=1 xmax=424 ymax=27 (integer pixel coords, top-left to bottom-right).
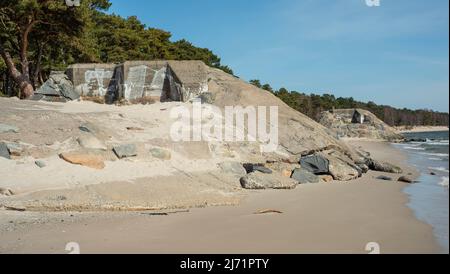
xmin=0 ymin=141 xmax=441 ymax=254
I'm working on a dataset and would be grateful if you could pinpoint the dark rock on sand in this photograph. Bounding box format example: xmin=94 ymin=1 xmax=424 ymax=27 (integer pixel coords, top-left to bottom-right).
xmin=291 ymin=168 xmax=320 ymax=184
xmin=0 ymin=142 xmax=11 ymax=159
xmin=113 ymin=144 xmax=137 ymax=159
xmin=376 ymin=175 xmax=393 ymax=181
xmin=398 ymin=176 xmax=414 ymax=183
xmin=35 ymin=160 xmax=47 ymax=168
xmin=299 ymin=154 xmax=329 ymax=174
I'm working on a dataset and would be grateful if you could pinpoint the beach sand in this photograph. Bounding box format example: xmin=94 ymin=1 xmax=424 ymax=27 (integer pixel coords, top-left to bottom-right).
xmin=395 ymin=126 xmax=449 ymax=133
xmin=0 ymin=140 xmax=441 ymax=254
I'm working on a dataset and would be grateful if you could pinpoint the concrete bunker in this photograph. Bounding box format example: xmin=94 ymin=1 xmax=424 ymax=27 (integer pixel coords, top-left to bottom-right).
xmin=66 ymin=60 xmax=209 ymax=104
xmin=352 ymin=110 xmax=366 ymax=124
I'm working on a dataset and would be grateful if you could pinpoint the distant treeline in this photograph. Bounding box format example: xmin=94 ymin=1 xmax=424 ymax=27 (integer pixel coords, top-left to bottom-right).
xmin=249 ymin=80 xmax=449 ymax=127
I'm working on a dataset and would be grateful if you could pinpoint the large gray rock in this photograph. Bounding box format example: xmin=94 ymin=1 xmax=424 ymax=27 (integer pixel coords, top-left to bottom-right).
xmin=240 ymin=172 xmax=297 ymax=190
xmin=367 ymin=159 xmax=403 ymax=174
xmin=0 ymin=123 xmax=19 ymax=134
xmin=291 ymin=168 xmax=320 ymax=184
xmin=300 ymin=154 xmax=329 ymax=174
xmin=113 ymin=144 xmax=137 ymax=159
xmin=0 ymin=142 xmax=11 ymax=159
xmin=326 ymin=154 xmax=361 ymax=181
xmin=219 ymin=162 xmax=247 ymax=176
xmin=36 ymin=71 xmax=80 ymax=101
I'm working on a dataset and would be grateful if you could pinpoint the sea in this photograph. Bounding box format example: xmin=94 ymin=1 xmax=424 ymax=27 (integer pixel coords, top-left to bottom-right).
xmin=393 ymin=130 xmax=449 ymax=254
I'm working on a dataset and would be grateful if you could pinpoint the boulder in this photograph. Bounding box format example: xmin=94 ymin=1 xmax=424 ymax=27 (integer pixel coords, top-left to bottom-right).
xmin=60 ymin=152 xmax=105 ymax=169
xmin=299 ymin=154 xmax=329 ymax=174
xmin=113 ymin=144 xmax=137 ymax=159
xmin=291 ymin=168 xmax=320 ymax=184
xmin=0 ymin=187 xmax=14 ymax=196
xmin=0 ymin=142 xmax=10 ymax=159
xmin=398 ymin=176 xmax=414 ymax=183
xmin=77 ymin=135 xmax=107 ymax=151
xmin=218 ymin=162 xmax=247 ymax=176
xmin=0 ymin=123 xmax=19 ymax=134
xmin=150 ymin=148 xmax=172 ymax=160
xmin=376 ymin=175 xmax=393 ymax=181
xmin=35 ymin=160 xmax=46 ymax=168
xmin=326 ymin=154 xmax=360 ymax=181
xmin=240 ymin=172 xmax=297 ymax=190
xmin=35 ymin=71 xmax=80 ymax=101
xmin=367 ymin=159 xmax=403 ymax=174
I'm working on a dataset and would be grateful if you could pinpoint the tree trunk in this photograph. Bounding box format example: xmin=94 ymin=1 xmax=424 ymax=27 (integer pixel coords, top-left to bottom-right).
xmin=32 ymin=42 xmax=44 ymax=88
xmin=0 ymin=46 xmax=34 ymax=98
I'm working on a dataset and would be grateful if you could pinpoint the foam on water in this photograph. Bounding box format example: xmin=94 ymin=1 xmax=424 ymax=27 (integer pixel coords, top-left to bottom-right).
xmin=399 ymin=130 xmax=449 ymax=253
xmin=439 ymin=177 xmax=449 ymax=188
xmin=429 ymin=167 xmax=450 ymax=173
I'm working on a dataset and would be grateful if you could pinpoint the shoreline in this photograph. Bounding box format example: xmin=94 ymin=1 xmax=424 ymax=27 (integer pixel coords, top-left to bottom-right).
xmin=0 ymin=140 xmax=441 ymax=254
xmin=395 ymin=126 xmax=449 ymax=134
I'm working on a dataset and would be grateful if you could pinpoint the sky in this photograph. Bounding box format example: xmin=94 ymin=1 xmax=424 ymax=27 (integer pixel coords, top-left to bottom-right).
xmin=109 ymin=0 xmax=449 ymax=112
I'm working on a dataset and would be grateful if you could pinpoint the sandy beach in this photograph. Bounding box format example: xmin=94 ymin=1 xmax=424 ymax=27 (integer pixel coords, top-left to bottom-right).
xmin=0 ymin=140 xmax=441 ymax=254
xmin=395 ymin=126 xmax=449 ymax=133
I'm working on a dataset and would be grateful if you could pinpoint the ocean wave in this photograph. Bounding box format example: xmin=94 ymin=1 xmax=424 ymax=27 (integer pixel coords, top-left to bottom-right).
xmin=429 ymin=167 xmax=450 ymax=173
xmin=424 ymin=141 xmax=449 ymax=146
xmin=428 ymin=157 xmax=443 ymax=161
xmin=420 ymin=152 xmax=449 ymax=157
xmin=438 ymin=177 xmax=449 ymax=188
xmin=403 ymin=146 xmax=426 ymax=151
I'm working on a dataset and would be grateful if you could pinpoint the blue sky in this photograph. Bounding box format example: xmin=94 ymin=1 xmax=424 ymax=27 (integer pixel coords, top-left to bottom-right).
xmin=109 ymin=0 xmax=449 ymax=112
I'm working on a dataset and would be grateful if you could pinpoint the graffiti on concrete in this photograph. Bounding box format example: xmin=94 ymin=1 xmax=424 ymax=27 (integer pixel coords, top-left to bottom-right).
xmin=77 ymin=69 xmax=114 ymax=97
xmin=124 ymin=65 xmax=148 ymax=100
xmin=68 ymin=61 xmax=209 ymax=103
